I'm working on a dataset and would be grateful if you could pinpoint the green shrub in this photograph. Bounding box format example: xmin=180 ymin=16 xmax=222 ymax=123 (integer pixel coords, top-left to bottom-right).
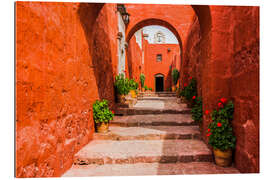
xmin=179 ymin=78 xmax=197 ymax=101
xmin=207 ymin=99 xmax=236 ymax=151
xmin=191 ymin=97 xmax=203 ymax=123
xmin=172 ymin=68 xmax=179 ymax=85
xmin=114 ymin=73 xmax=130 ymax=95
xmin=144 ymin=85 xmax=152 ymax=91
xmin=128 ymin=79 xmax=139 ymax=90
xmin=93 ymin=99 xmax=114 ymax=124
xmin=140 ymin=74 xmax=145 ymax=88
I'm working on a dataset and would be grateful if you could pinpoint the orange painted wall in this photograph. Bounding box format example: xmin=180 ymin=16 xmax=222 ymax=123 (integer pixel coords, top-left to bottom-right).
xmin=180 ymin=6 xmax=259 ymax=173
xmin=127 ymin=32 xmax=180 ymax=91
xmin=127 ymin=33 xmax=143 ymax=82
xmin=16 ymin=2 xmax=118 ymax=177
xmin=16 ymin=2 xmax=260 ymax=177
xmin=144 ymin=43 xmax=180 ymax=91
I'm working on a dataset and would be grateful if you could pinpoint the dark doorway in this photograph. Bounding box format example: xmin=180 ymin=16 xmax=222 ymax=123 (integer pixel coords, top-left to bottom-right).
xmin=155 ymin=74 xmax=164 ymax=92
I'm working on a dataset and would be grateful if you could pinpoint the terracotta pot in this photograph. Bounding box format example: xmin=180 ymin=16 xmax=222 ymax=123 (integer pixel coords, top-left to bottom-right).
xmin=213 ymin=148 xmax=233 ymax=167
xmin=117 ymin=94 xmax=125 ymax=104
xmin=172 ymin=86 xmax=176 ymax=92
xmin=129 ymin=90 xmax=137 ymax=98
xmin=96 ymin=122 xmax=109 ymax=133
xmin=141 ymin=88 xmax=145 ymax=92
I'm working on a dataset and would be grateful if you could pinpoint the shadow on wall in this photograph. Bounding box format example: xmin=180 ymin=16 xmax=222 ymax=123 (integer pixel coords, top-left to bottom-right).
xmin=127 ymin=42 xmax=134 ymax=79
xmin=77 ymin=3 xmax=116 ymax=109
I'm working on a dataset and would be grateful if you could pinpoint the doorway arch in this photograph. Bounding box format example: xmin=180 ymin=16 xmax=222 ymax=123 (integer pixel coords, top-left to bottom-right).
xmin=155 ymin=73 xmax=164 ymax=92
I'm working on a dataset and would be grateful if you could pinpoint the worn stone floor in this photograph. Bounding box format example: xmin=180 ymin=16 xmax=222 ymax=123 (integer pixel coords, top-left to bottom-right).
xmin=63 ymin=93 xmax=240 ymax=177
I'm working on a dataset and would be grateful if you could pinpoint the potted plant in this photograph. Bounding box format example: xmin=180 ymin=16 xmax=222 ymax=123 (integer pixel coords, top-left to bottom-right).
xmin=140 ymin=73 xmax=145 ymax=92
xmin=206 ymin=98 xmax=236 ymax=167
xmin=172 ymin=68 xmax=179 ymax=92
xmin=93 ymin=99 xmax=114 ymax=133
xmin=114 ymin=73 xmax=130 ymax=103
xmin=128 ymin=79 xmax=139 ymax=98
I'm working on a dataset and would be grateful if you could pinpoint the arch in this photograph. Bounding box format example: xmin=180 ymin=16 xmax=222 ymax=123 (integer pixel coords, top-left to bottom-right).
xmin=126 ymin=18 xmax=183 ymax=54
xmin=191 ymin=5 xmax=212 ymax=37
xmin=154 ymin=73 xmax=165 ymax=77
xmin=154 ymin=73 xmax=165 ymax=92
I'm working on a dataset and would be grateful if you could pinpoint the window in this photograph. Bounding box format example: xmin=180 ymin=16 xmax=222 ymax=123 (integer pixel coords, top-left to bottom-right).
xmin=156 ymin=54 xmax=162 ymax=62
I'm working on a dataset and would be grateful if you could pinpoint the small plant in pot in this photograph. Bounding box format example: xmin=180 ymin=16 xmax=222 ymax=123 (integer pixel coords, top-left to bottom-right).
xmin=128 ymin=79 xmax=139 ymax=98
xmin=140 ymin=73 xmax=145 ymax=92
xmin=172 ymin=68 xmax=179 ymax=92
xmin=114 ymin=73 xmax=130 ymax=103
xmin=93 ymin=99 xmax=114 ymax=133
xmin=206 ymin=98 xmax=236 ymax=167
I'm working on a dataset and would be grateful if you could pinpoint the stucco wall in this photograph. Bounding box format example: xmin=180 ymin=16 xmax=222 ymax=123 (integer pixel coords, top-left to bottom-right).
xmin=180 ymin=5 xmax=259 ymax=173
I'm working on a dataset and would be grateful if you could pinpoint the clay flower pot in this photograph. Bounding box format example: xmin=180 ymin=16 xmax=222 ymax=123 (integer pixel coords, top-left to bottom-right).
xmin=129 ymin=90 xmax=137 ymax=98
xmin=172 ymin=85 xmax=176 ymax=92
xmin=96 ymin=122 xmax=109 ymax=133
xmin=213 ymin=148 xmax=233 ymax=167
xmin=141 ymin=88 xmax=145 ymax=92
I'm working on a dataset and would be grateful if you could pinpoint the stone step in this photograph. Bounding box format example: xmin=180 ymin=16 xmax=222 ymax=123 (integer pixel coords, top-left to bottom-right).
xmin=93 ymin=126 xmax=201 ymax=140
xmin=137 ymin=96 xmax=178 ymax=101
xmin=73 ymin=139 xmax=213 ymax=165
xmin=63 ymin=162 xmax=239 ymax=177
xmin=115 ymin=107 xmax=190 ymax=115
xmin=138 ymin=92 xmax=177 ymax=97
xmin=111 ymin=114 xmax=196 ymax=127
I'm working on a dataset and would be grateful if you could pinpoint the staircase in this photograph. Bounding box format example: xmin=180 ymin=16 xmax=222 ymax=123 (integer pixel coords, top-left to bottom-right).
xmin=63 ymin=92 xmax=239 ymax=176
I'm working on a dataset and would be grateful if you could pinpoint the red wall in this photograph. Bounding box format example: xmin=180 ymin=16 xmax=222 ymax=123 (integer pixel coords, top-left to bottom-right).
xmin=127 ymin=34 xmax=142 ymax=82
xmin=16 ymin=2 xmax=260 ymax=177
xmin=144 ymin=43 xmax=180 ymax=91
xmin=127 ymin=32 xmax=180 ymax=91
xmin=180 ymin=6 xmax=259 ymax=173
xmin=16 ymin=2 xmax=118 ymax=177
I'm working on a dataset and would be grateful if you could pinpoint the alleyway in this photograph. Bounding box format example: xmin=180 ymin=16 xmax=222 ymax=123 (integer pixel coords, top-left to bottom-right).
xmin=16 ymin=2 xmax=259 ymax=177
xmin=63 ymin=93 xmax=239 ymax=176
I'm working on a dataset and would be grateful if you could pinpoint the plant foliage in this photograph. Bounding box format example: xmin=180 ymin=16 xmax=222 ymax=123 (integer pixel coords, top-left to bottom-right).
xmin=191 ymin=97 xmax=203 ymax=122
xmin=140 ymin=74 xmax=145 ymax=88
xmin=114 ymin=73 xmax=130 ymax=95
xmin=129 ymin=79 xmax=139 ymax=90
xmin=207 ymin=100 xmax=236 ymax=151
xmin=93 ymin=99 xmax=114 ymax=124
xmin=172 ymin=68 xmax=179 ymax=85
xmin=144 ymin=85 xmax=152 ymax=91
xmin=179 ymin=78 xmax=197 ymax=101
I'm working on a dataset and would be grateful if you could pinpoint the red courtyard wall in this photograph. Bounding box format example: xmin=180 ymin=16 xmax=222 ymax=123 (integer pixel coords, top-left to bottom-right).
xmin=127 ymin=32 xmax=180 ymax=91
xmin=127 ymin=34 xmax=143 ymax=82
xmin=16 ymin=2 xmax=118 ymax=177
xmin=180 ymin=6 xmax=259 ymax=173
xmin=16 ymin=2 xmax=260 ymax=177
xmin=144 ymin=43 xmax=180 ymax=91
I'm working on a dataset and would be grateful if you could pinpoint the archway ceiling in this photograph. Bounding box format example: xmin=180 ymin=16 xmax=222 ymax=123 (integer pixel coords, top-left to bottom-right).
xmin=125 ymin=4 xmax=196 ymax=48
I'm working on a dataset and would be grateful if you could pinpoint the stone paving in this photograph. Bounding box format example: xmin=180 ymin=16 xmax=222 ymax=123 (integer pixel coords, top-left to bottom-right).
xmin=63 ymin=162 xmax=239 ymax=177
xmin=63 ymin=93 xmax=240 ymax=177
xmin=111 ymin=114 xmax=196 ymax=126
xmin=93 ymin=126 xmax=201 ymax=140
